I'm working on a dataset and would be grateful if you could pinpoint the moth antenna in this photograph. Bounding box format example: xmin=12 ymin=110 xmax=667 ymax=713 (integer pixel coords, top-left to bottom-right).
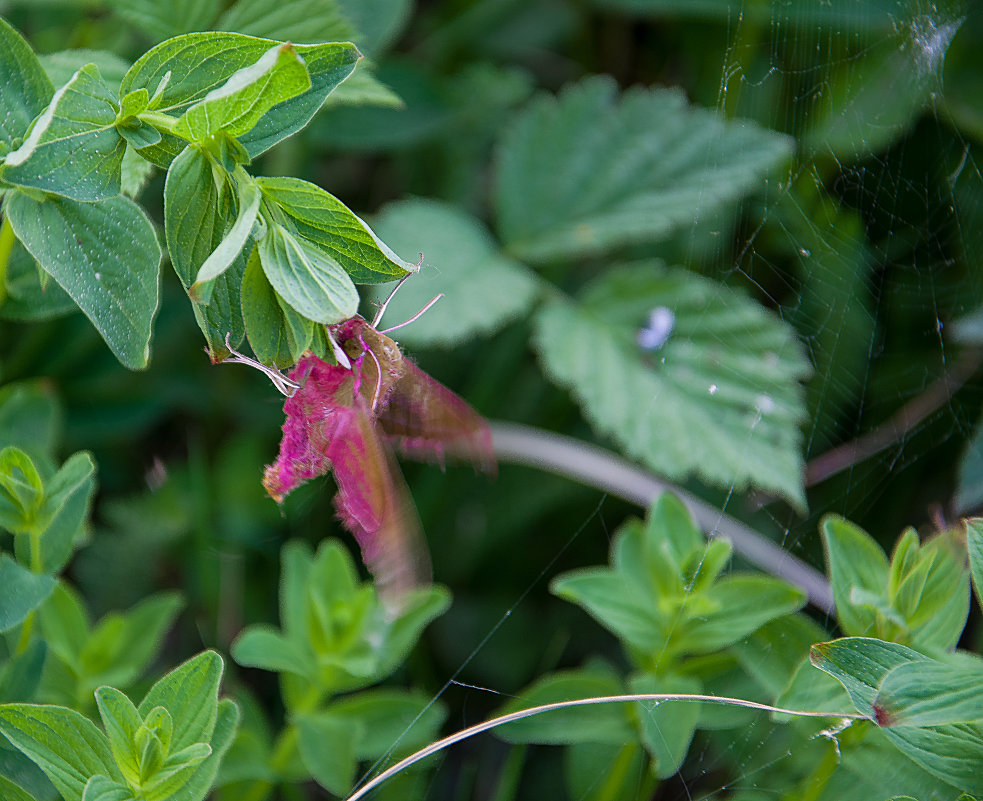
xmin=372 ymin=253 xmax=423 ymax=328
xmin=359 ymin=332 xmax=385 ymax=410
xmin=324 ymin=326 xmax=352 ymax=370
xmin=379 ymin=293 xmax=444 ymax=335
xmin=219 ymin=333 xmax=300 ymax=397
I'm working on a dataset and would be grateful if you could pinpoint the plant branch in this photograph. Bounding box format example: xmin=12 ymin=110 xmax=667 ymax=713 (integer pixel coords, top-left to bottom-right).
xmin=489 ymin=421 xmax=835 ymax=614
xmin=345 ymin=692 xmax=863 ymax=801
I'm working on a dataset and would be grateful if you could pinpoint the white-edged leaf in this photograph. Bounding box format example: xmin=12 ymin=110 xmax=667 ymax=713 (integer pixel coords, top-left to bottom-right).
xmin=496 ymin=76 xmax=793 ymax=261
xmin=370 ymin=198 xmax=539 ymax=346
xmin=0 ymin=18 xmax=54 ymax=152
xmin=532 ymin=262 xmax=810 ymax=507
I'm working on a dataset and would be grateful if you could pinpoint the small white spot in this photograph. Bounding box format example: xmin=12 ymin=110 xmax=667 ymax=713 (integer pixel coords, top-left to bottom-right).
xmin=708 ymin=384 xmax=718 ymax=395
xmin=799 ymin=248 xmax=811 ymax=258
xmin=637 ymin=307 xmax=675 ymax=352
xmin=94 ymin=272 xmax=102 ymax=280
xmin=756 ymin=394 xmax=775 ymax=414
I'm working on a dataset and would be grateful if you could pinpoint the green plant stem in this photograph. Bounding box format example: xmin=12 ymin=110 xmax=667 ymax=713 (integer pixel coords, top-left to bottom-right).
xmin=138 ymin=110 xmax=179 ymax=135
xmin=241 ymin=725 xmax=301 ymax=801
xmin=15 ymin=528 xmax=45 ymax=653
xmin=488 ymin=421 xmax=835 ymax=614
xmin=0 ymin=214 xmax=15 ymax=308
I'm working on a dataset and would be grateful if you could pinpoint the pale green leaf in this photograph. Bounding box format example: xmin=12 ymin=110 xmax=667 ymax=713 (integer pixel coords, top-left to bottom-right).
xmin=969 ymin=519 xmax=983 ymax=612
xmin=258 ymin=223 xmax=359 ymax=324
xmin=0 ymin=555 xmax=56 ymax=632
xmin=39 ymin=50 xmax=131 ymax=94
xmin=370 ymin=199 xmax=539 ymax=345
xmin=94 ymin=687 xmax=142 ymax=785
xmin=496 ymin=76 xmax=793 ymax=261
xmin=629 ymin=672 xmax=701 ymax=778
xmin=6 ymin=192 xmax=161 ymax=369
xmin=821 ymin=516 xmax=890 ymax=637
xmin=293 ymin=714 xmax=356 ymax=795
xmin=0 ymin=18 xmax=54 ymax=153
xmin=324 ymin=60 xmax=402 ymax=109
xmin=216 ymin=0 xmax=357 ymax=42
xmin=257 ymin=176 xmax=411 ymax=283
xmin=532 ymin=263 xmax=810 ymax=506
xmin=230 ymin=625 xmax=315 ymax=678
xmin=156 ymin=698 xmax=237 ymax=801
xmin=111 ymin=0 xmax=221 ymax=40
xmin=121 ymin=34 xmax=360 ymax=165
xmin=82 ymin=775 xmax=134 ymax=801
xmin=2 ymin=65 xmax=124 ymax=201
xmin=120 ymin=145 xmax=155 ymax=198
xmin=0 ymin=445 xmax=43 ymax=532
xmin=137 ymin=651 xmax=222 ymax=753
xmin=174 ymin=43 xmax=311 ymax=142
xmin=323 ymin=689 xmax=445 ymax=757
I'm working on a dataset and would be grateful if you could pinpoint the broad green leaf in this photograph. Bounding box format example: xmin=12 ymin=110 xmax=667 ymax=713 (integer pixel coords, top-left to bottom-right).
xmin=0 ymin=446 xmax=43 ymax=532
xmin=111 ymin=0 xmax=221 ymax=41
xmin=0 ymin=18 xmax=54 ymax=154
xmin=0 ymin=382 xmax=61 ymax=468
xmin=230 ymin=626 xmax=315 ymax=678
xmin=821 ymin=517 xmax=890 ymax=637
xmin=2 ymin=65 xmax=125 ymax=202
xmin=532 ymin=263 xmax=810 ymax=507
xmin=94 ymin=688 xmax=142 ymax=785
xmin=731 ymin=613 xmax=829 ymax=698
xmin=164 ymin=697 xmax=238 ymax=801
xmin=163 ymin=145 xmax=245 ymax=357
xmin=957 ymin=421 xmax=983 ymax=514
xmin=39 ymin=582 xmax=91 ymax=665
xmin=323 ymin=689 xmax=445 ymax=757
xmin=137 ymin=651 xmax=222 ymax=753
xmin=873 ymin=661 xmax=983 ymax=728
xmin=369 ymin=199 xmax=539 ymax=345
xmin=882 ymin=723 xmax=983 ymax=795
xmin=121 ymin=34 xmax=360 ymax=166
xmin=495 ymin=76 xmax=793 ymax=261
xmin=216 ymin=0 xmax=357 ymax=43
xmin=258 ymin=223 xmax=359 ymax=324
xmin=293 ymin=714 xmax=356 ymax=795
xmin=39 ymin=50 xmax=131 ymax=93
xmin=629 ymin=672 xmax=701 ymax=778
xmin=82 ymin=775 xmax=134 ymax=801
xmin=496 ymin=667 xmax=634 ymax=745
xmin=969 ymin=519 xmax=983 ymax=612
xmin=190 ymin=174 xmax=261 ymax=303
xmin=0 ymin=239 xmax=78 ymax=323
xmin=239 ymin=247 xmax=303 ymax=367
xmin=257 ymin=176 xmax=413 ymax=283
xmin=5 ymin=192 xmax=161 ymax=370
xmin=681 ymin=576 xmax=806 ymax=654
xmin=899 ymin=530 xmax=970 ymax=652
xmin=0 ymin=640 xmax=47 ymax=703
xmin=773 ymin=657 xmax=853 ymax=718
xmin=0 ymin=556 xmax=56 ymax=632
xmin=174 ymin=43 xmax=311 ymax=142
xmin=0 ymin=704 xmax=121 ymax=801
xmin=565 ymin=741 xmax=651 ymax=801
xmin=0 ymin=775 xmax=38 ymax=801
xmin=809 ymin=637 xmax=930 ymax=717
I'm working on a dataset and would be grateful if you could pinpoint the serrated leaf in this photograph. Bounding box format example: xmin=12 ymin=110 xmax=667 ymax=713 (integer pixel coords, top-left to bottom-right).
xmin=0 ymin=18 xmax=54 ymax=155
xmin=369 ymin=199 xmax=539 ymax=345
xmin=257 ymin=176 xmax=412 ymax=283
xmin=2 ymin=65 xmax=125 ymax=201
xmin=111 ymin=0 xmax=221 ymax=41
xmin=174 ymin=43 xmax=311 ymax=142
xmin=5 ymin=192 xmax=161 ymax=370
xmin=163 ymin=145 xmax=245 ymax=357
xmin=0 ymin=556 xmax=56 ymax=632
xmin=496 ymin=667 xmax=634 ymax=745
xmin=137 ymin=652 xmax=222 ymax=753
xmin=532 ymin=263 xmax=810 ymax=506
xmin=216 ymin=0 xmax=357 ymax=42
xmin=821 ymin=516 xmax=890 ymax=637
xmin=0 ymin=704 xmax=121 ymax=801
xmin=258 ymin=223 xmax=359 ymax=324
xmin=190 ymin=174 xmax=260 ymax=303
xmin=121 ymin=34 xmax=360 ymax=166
xmin=495 ymin=76 xmax=793 ymax=261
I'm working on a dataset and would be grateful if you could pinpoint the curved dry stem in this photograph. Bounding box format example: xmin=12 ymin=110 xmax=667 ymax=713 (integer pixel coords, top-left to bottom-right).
xmin=345 ymin=692 xmax=864 ymax=801
xmin=489 ymin=421 xmax=835 ymax=614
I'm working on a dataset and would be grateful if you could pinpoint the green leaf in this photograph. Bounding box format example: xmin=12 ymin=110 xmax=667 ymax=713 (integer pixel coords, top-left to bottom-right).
xmin=163 ymin=145 xmax=245 ymax=358
xmin=137 ymin=651 xmax=222 ymax=753
xmin=337 ymin=0 xmax=411 ymax=54
xmin=564 ymin=741 xmax=650 ymax=801
xmin=165 ymin=697 xmax=238 ymax=801
xmin=0 ymin=556 xmax=56 ymax=632
xmin=293 ymin=714 xmax=356 ymax=796
xmin=681 ymin=576 xmax=807 ymax=654
xmin=0 ymin=239 xmax=78 ymax=322
xmin=39 ymin=582 xmax=91 ymax=665
xmin=0 ymin=446 xmax=44 ymax=533
xmin=0 ymin=18 xmax=54 ymax=155
xmin=532 ymin=264 xmax=810 ymax=507
xmin=0 ymin=703 xmax=121 ymax=801
xmin=256 ymin=176 xmax=413 ymax=283
xmin=257 ymin=222 xmax=359 ymax=324
xmin=0 ymin=774 xmax=39 ymax=801
xmin=216 ymin=0 xmax=357 ymax=43
xmin=496 ymin=667 xmax=634 ymax=745
xmin=174 ymin=43 xmax=311 ymax=142
xmin=880 ymin=724 xmax=983 ymax=795
xmin=240 ymin=246 xmax=305 ymax=367
xmin=230 ymin=626 xmax=315 ymax=678
xmin=628 ymin=671 xmax=701 ymax=778
xmin=323 ymin=689 xmax=446 ymax=757
xmin=117 ymin=121 xmax=162 ymax=151
xmin=36 ymin=452 xmax=94 ymax=539
xmin=324 ymin=60 xmax=402 ymax=109
xmin=0 ymin=640 xmax=47 ymax=703
xmin=821 ymin=516 xmax=890 ymax=637
xmin=121 ymin=34 xmax=360 ymax=166
xmin=39 ymin=50 xmax=131 ymax=93
xmin=0 ymin=382 xmax=61 ymax=468
xmin=81 ymin=775 xmax=134 ymax=801
xmin=969 ymin=519 xmax=983 ymax=613
xmin=873 ymin=661 xmax=983 ymax=728
xmin=94 ymin=688 xmax=142 ymax=786
xmin=773 ymin=657 xmax=854 ymax=718
xmin=6 ymin=191 xmax=161 ymax=369
xmin=369 ymin=199 xmax=539 ymax=345
xmin=958 ymin=425 xmax=983 ymax=514
xmin=495 ymin=76 xmax=793 ymax=261
xmin=190 ymin=174 xmax=261 ymax=303
xmin=112 ymin=0 xmax=221 ymax=40
xmin=2 ymin=65 xmax=125 ymax=201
